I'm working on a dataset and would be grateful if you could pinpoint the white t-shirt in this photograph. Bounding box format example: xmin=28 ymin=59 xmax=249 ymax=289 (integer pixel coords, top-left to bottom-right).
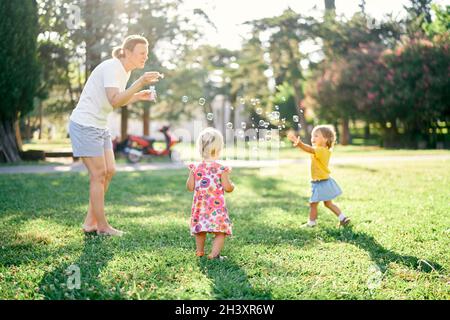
xmin=70 ymin=58 xmax=131 ymax=128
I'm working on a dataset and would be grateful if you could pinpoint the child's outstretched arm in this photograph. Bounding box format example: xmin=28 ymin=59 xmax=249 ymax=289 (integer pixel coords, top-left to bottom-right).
xmin=221 ymin=171 xmax=235 ymax=193
xmin=186 ymin=170 xmax=195 ymax=191
xmin=287 ymin=132 xmax=315 ymax=154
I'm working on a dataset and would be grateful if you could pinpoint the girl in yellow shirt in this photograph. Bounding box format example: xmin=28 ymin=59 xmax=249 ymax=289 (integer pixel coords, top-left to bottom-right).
xmin=288 ymin=125 xmax=350 ymax=228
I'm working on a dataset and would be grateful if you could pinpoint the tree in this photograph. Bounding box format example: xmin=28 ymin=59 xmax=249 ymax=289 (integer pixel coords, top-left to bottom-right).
xmin=379 ymin=36 xmax=450 ymax=147
xmin=0 ymin=1 xmax=40 ymax=162
xmin=324 ymin=0 xmax=336 ymax=13
xmin=405 ymin=0 xmax=433 ymax=24
xmin=308 ymin=11 xmax=402 ymax=144
xmin=248 ymin=9 xmax=314 ymax=139
xmin=422 ymin=4 xmax=450 ymax=38
xmin=403 ymin=0 xmax=434 ymax=36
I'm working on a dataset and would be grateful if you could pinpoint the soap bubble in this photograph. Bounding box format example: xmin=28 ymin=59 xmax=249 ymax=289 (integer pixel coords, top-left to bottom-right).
xmin=207 ymin=113 xmax=214 ymax=121
xmin=239 ymin=98 xmax=245 ymax=105
xmin=226 ymin=122 xmax=233 ymax=129
xmin=275 ymin=105 xmax=279 ymax=110
xmin=259 ymin=120 xmax=265 ymax=127
xmin=198 ymin=98 xmax=206 ymax=106
xmin=182 ymin=96 xmax=189 ymax=103
xmin=293 ymin=115 xmax=299 ymax=122
xmin=270 ymin=111 xmax=280 ymax=121
xmin=241 ymin=122 xmax=247 ymax=129
xmin=256 ymin=108 xmax=263 ymax=115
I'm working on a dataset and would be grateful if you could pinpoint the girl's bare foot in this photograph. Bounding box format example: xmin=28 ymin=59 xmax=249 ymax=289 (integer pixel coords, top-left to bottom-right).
xmin=207 ymin=254 xmax=227 ymax=260
xmin=96 ymin=226 xmax=125 ymax=237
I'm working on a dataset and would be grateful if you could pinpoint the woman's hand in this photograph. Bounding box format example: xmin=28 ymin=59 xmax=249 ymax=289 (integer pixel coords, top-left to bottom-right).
xmin=134 ymin=90 xmax=157 ymax=102
xmin=139 ymin=72 xmax=163 ymax=86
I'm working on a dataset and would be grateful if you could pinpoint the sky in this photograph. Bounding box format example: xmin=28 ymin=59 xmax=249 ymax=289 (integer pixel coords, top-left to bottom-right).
xmin=180 ymin=0 xmax=449 ymax=50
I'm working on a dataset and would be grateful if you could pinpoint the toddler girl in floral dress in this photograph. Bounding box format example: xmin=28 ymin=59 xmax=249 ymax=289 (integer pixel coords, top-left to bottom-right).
xmin=186 ymin=127 xmax=235 ymax=260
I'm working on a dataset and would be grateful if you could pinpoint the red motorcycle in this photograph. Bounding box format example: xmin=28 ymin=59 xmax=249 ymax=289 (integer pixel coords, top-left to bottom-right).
xmin=114 ymin=125 xmax=182 ymax=163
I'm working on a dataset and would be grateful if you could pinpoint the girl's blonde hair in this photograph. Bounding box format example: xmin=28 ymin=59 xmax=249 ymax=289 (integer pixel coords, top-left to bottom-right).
xmin=112 ymin=35 xmax=149 ymax=59
xmin=197 ymin=127 xmax=224 ymax=159
xmin=312 ymin=125 xmax=337 ymax=149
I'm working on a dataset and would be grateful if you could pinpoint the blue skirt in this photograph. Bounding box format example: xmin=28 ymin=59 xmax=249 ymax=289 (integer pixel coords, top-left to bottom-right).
xmin=310 ymin=177 xmax=342 ymax=203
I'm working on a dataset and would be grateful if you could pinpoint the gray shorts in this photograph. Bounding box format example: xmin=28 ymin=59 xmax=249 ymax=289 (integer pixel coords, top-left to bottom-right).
xmin=69 ymin=120 xmax=113 ymax=157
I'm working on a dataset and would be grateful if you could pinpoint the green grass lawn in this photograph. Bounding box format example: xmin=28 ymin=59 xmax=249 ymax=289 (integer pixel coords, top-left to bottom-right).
xmin=0 ymin=155 xmax=449 ymax=299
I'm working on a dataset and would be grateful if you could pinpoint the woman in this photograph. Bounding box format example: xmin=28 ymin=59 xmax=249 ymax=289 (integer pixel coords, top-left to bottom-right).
xmin=69 ymin=35 xmax=162 ymax=236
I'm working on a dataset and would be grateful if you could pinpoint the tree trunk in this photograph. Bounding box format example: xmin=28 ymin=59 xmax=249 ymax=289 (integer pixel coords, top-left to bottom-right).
xmin=383 ymin=122 xmax=399 ymax=148
xmin=143 ymin=106 xmax=150 ymax=136
xmin=25 ymin=116 xmax=32 ymax=140
xmin=364 ymin=122 xmax=371 ymax=140
xmin=341 ymin=118 xmax=351 ymax=145
xmin=38 ymin=101 xmax=43 ymax=140
xmin=324 ymin=0 xmax=336 ymax=16
xmin=285 ymin=39 xmax=310 ymax=143
xmin=121 ymin=106 xmax=128 ymax=142
xmin=0 ymin=118 xmax=21 ymax=163
xmin=15 ymin=119 xmax=23 ymax=151
xmin=84 ymin=0 xmax=102 ymax=81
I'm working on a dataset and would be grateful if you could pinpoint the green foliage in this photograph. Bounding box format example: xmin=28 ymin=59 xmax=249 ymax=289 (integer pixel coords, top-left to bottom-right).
xmin=423 ymin=4 xmax=450 ymax=37
xmin=0 ymin=1 xmax=40 ymax=120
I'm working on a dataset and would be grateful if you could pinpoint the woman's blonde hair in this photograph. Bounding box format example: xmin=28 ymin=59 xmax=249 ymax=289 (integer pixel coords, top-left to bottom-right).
xmin=312 ymin=125 xmax=337 ymax=149
xmin=112 ymin=35 xmax=149 ymax=58
xmin=197 ymin=127 xmax=224 ymax=159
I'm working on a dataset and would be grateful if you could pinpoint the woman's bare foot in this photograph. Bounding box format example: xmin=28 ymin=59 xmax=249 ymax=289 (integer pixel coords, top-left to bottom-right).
xmin=96 ymin=226 xmax=124 ymax=237
xmin=82 ymin=224 xmax=97 ymax=233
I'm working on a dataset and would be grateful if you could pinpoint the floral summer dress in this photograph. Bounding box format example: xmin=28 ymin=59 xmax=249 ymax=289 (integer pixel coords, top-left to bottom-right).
xmin=188 ymin=161 xmax=232 ymax=236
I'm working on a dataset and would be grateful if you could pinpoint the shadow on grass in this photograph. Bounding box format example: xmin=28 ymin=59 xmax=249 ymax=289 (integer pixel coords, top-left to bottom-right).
xmin=323 ymin=225 xmax=445 ymax=274
xmin=38 ymin=233 xmax=119 ymax=299
xmin=334 ymin=164 xmax=379 ymax=173
xmin=197 ymin=255 xmax=272 ymax=300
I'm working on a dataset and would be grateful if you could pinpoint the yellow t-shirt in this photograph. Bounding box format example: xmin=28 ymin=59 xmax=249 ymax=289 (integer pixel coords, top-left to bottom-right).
xmin=311 ymin=146 xmax=331 ymax=180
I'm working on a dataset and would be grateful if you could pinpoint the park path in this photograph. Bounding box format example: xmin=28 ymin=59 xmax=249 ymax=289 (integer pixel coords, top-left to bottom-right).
xmin=0 ymin=154 xmax=449 ymax=175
